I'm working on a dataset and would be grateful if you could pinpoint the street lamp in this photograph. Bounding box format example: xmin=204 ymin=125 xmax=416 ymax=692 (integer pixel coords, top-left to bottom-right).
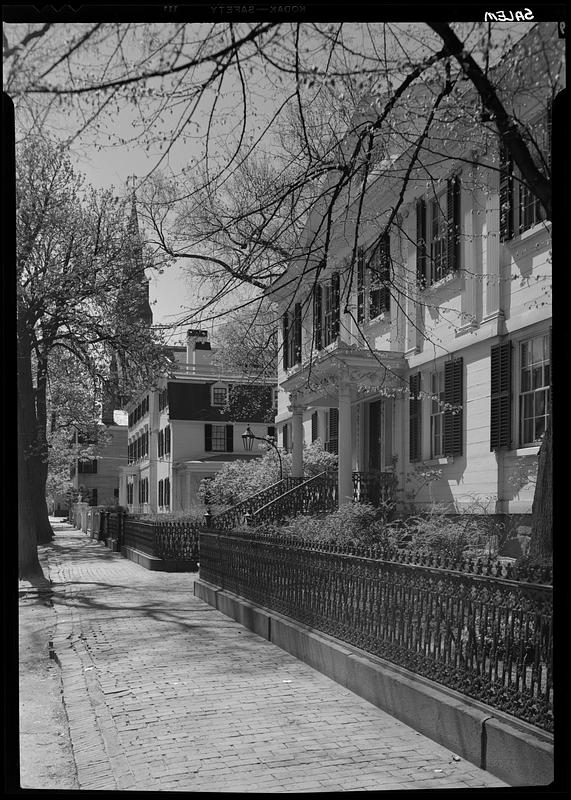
xmin=241 ymin=425 xmax=283 ymax=480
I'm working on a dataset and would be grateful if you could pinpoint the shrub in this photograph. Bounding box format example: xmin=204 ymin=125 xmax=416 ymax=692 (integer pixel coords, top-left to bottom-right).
xmin=252 ymin=502 xmax=398 ymax=549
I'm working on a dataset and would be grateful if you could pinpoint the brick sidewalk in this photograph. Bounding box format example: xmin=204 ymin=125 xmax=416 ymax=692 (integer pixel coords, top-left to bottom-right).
xmin=43 ymin=523 xmax=509 ymax=792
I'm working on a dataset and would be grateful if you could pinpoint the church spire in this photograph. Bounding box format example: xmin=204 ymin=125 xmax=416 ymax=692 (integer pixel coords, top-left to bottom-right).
xmin=125 ymin=177 xmax=153 ymax=328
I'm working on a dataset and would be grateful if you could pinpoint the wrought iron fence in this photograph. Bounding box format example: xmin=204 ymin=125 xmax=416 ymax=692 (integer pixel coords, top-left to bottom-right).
xmin=199 ymin=530 xmax=553 ymax=732
xmin=154 ymin=521 xmax=199 ymax=563
xmin=121 ymin=518 xmax=199 ymax=567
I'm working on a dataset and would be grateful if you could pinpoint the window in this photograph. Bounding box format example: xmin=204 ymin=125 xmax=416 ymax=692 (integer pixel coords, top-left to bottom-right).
xmin=205 ymin=424 xmax=233 ymax=452
xmin=282 ymin=423 xmax=289 ymax=452
xmin=282 ymin=303 xmax=302 ymax=369
xmin=430 ymin=371 xmax=446 ymax=458
xmin=519 ymin=334 xmax=551 ymax=446
xmin=78 ymin=458 xmax=98 ymax=474
xmin=158 ymin=388 xmax=169 ymax=411
xmin=267 ymin=425 xmax=276 ymax=440
xmin=416 ymin=176 xmax=461 ymax=287
xmin=127 ymin=480 xmax=134 ymax=505
xmin=138 ymin=477 xmax=149 ymax=504
xmin=499 ymin=111 xmax=550 ymax=241
xmin=357 ymin=236 xmax=390 ymax=324
xmin=325 ymin=408 xmax=338 ymax=454
xmin=491 ymin=332 xmax=551 ymax=450
xmin=311 ymin=411 xmax=319 ymax=442
xmin=313 ymin=272 xmax=340 ymax=350
xmin=409 ymin=373 xmax=422 ymax=463
xmin=272 ymin=387 xmax=279 ymax=409
xmin=212 ymin=385 xmax=228 ymax=407
xmin=409 ymin=359 xmax=463 ymax=462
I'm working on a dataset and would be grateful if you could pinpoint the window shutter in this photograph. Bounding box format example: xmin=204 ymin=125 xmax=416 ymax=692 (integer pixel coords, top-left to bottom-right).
xmin=294 ymin=302 xmax=302 ymax=364
xmin=311 ymin=411 xmax=318 ymax=442
xmin=313 ymin=285 xmax=323 ymax=350
xmin=331 ymin=271 xmax=340 ymax=338
xmin=159 ymin=480 xmax=163 ymax=507
xmin=204 ymin=423 xmax=212 ymax=452
xmin=357 ymin=248 xmax=365 ymax=323
xmin=283 ymin=424 xmax=288 ymax=451
xmin=225 ymin=424 xmax=233 ymax=452
xmin=499 ymin=141 xmax=514 ymax=242
xmin=443 ymin=357 xmax=463 ymax=456
xmin=409 ymin=373 xmax=422 ymax=463
xmin=490 ymin=342 xmax=512 ymax=450
xmin=378 ymin=233 xmax=391 ymax=312
xmin=282 ymin=312 xmax=290 ymax=369
xmin=446 ymin=175 xmax=461 ymax=273
xmin=416 ymin=198 xmax=427 ymax=288
xmin=158 ymin=429 xmax=163 ymax=457
xmin=328 ymin=407 xmax=339 ymax=440
xmin=267 ymin=425 xmax=276 ymax=439
xmin=166 ymin=426 xmax=170 ymax=454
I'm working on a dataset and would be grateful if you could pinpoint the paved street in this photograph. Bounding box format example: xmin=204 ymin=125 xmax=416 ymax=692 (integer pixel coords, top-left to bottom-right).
xmin=26 ymin=521 xmax=509 ymax=792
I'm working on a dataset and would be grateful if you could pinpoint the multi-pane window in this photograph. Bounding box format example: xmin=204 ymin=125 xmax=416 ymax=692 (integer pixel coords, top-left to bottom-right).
xmin=357 ymin=237 xmax=390 ymax=324
xmin=429 ymin=197 xmax=448 ymax=285
xmin=416 ymin=176 xmax=461 ymax=288
xmin=211 ymin=424 xmax=227 ymax=452
xmin=212 ymin=386 xmax=228 ymax=407
xmin=313 ymin=272 xmax=340 ymax=350
xmin=519 ymin=334 xmax=551 ymax=446
xmin=158 ymin=477 xmax=170 ymax=508
xmin=138 ymin=477 xmax=149 ymax=505
xmin=499 ymin=110 xmax=550 ymax=241
xmin=282 ymin=304 xmax=302 ymax=369
xmin=78 ymin=458 xmax=98 ymax=474
xmin=430 ymin=371 xmax=446 ymax=458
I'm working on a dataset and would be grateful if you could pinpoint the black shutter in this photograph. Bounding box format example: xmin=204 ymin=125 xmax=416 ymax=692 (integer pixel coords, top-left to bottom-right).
xmin=378 ymin=233 xmax=391 ymax=312
xmin=158 ymin=429 xmax=163 ymax=457
xmin=357 ymin=248 xmax=365 ymax=323
xmin=416 ymin=198 xmax=427 ymax=288
xmin=331 ymin=271 xmax=340 ymax=338
xmin=282 ymin=312 xmax=290 ymax=369
xmin=225 ymin=424 xmax=233 ymax=452
xmin=446 ymin=175 xmax=461 ymax=273
xmin=166 ymin=426 xmax=170 ymax=454
xmin=267 ymin=425 xmax=276 ymax=439
xmin=409 ymin=372 xmax=422 ymax=463
xmin=204 ymin=423 xmax=212 ymax=452
xmin=311 ymin=411 xmax=318 ymax=442
xmin=283 ymin=424 xmax=288 ymax=451
xmin=313 ymin=285 xmax=323 ymax=350
xmin=158 ymin=479 xmax=163 ymax=507
xmin=499 ymin=141 xmax=514 ymax=242
xmin=328 ymin=407 xmax=339 ymax=454
xmin=294 ymin=302 xmax=302 ymax=364
xmin=490 ymin=342 xmax=512 ymax=450
xmin=443 ymin=357 xmax=463 ymax=456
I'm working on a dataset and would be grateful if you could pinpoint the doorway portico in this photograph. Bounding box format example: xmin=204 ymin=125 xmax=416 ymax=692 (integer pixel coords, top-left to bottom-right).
xmin=281 ymin=342 xmax=406 ymax=504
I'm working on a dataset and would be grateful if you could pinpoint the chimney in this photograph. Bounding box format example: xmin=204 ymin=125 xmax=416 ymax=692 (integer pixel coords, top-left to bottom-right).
xmin=186 ymin=329 xmax=211 ymax=366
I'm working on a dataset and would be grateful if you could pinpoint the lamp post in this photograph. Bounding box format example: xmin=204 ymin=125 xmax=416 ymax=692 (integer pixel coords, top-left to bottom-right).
xmin=241 ymin=425 xmax=283 ymax=480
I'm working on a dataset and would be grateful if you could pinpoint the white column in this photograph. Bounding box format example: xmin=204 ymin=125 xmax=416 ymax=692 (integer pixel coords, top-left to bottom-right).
xmin=338 ymin=381 xmax=353 ymax=504
xmin=290 ymin=405 xmax=304 ymax=478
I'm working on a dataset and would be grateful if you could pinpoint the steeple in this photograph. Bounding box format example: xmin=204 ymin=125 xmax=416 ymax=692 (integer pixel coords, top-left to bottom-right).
xmin=124 ymin=177 xmax=153 ymax=328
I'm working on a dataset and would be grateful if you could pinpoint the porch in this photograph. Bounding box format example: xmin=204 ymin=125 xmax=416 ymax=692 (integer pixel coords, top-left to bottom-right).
xmin=280 ymin=341 xmax=407 ymax=505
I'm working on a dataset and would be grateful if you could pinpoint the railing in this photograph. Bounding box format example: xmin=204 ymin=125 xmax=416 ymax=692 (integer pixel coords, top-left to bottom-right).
xmin=251 ymin=472 xmax=338 ymax=526
xmin=352 ymin=470 xmax=398 ymax=505
xmin=122 ymin=517 xmax=199 ymax=568
xmin=199 ymin=530 xmax=553 ymax=732
xmin=209 ymin=477 xmax=305 ymax=530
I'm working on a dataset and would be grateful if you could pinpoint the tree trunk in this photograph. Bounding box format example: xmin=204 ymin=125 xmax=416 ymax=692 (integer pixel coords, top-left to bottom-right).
xmin=17 ymin=318 xmax=44 ymax=579
xmin=530 ymin=416 xmax=552 ymax=563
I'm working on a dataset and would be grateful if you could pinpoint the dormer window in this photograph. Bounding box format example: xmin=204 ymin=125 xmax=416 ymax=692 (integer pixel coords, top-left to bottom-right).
xmin=211 ymin=383 xmax=229 ymax=407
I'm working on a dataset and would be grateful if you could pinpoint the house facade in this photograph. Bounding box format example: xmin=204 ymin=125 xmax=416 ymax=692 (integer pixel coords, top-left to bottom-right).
xmin=271 ymin=25 xmax=559 ymax=523
xmin=70 ymin=413 xmax=128 ymax=507
xmin=118 ymin=330 xmax=276 ymax=515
